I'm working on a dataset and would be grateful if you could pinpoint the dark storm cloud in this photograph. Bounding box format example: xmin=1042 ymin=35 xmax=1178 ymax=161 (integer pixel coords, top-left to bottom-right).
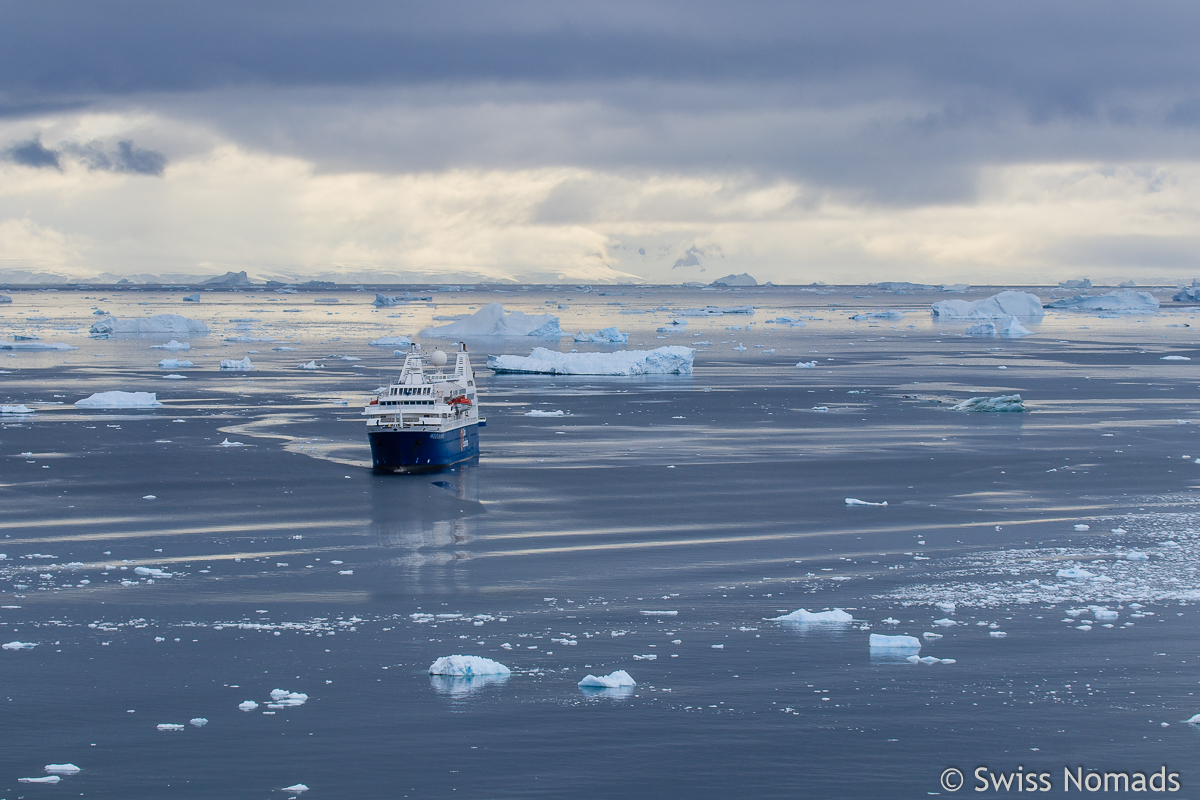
xmin=5 ymin=137 xmax=60 ymax=168
xmin=5 ymin=136 xmax=168 ymax=175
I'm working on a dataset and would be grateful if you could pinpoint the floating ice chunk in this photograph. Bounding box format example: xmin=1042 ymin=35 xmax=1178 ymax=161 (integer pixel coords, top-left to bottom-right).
xmin=19 ymin=776 xmax=61 ymax=784
xmin=150 ymin=340 xmax=191 ymax=351
xmin=219 ymin=439 xmax=245 ymax=447
xmin=1074 ymin=524 xmax=1090 ymax=531
xmin=772 ymin=608 xmax=853 ymax=623
xmin=90 ymin=314 xmax=210 ymax=335
xmin=268 ymin=689 xmax=309 ymax=707
xmin=965 ymin=322 xmax=997 ymax=337
xmin=711 ymin=644 xmax=724 ymax=649
xmin=952 ymin=394 xmax=1025 ymax=413
xmin=369 ymin=337 xmax=412 ymax=347
xmin=932 ymin=618 xmax=957 ymax=626
xmin=273 ymin=345 xmax=299 ymax=351
xmin=845 ymin=498 xmax=887 ymax=506
xmin=849 ymin=310 xmax=904 ymax=321
xmin=1089 ymin=606 xmax=1119 ymax=621
xmin=162 ymin=373 xmax=188 ymax=380
xmin=282 ymin=784 xmax=309 ymax=794
xmin=488 ymin=346 xmax=694 ymax=376
xmin=1185 ymin=714 xmax=1200 ymax=725
xmin=373 ymin=293 xmax=401 ymax=306
xmin=870 ymin=634 xmax=921 ymax=650
xmin=639 ymin=610 xmax=679 ymax=616
xmin=220 ymin=357 xmax=254 ymax=370
xmin=1161 ymin=354 xmax=1190 ymax=361
xmin=1045 ymin=290 xmax=1159 ymax=313
xmin=935 ymin=601 xmax=956 ymax=613
xmin=882 ymin=617 xmax=900 ymax=624
xmin=3 ymin=641 xmax=36 ymax=649
xmin=932 ymin=290 xmax=1044 ymax=320
xmin=423 ymin=303 xmax=562 ymax=338
xmin=999 ymin=316 xmax=1033 ymax=337
xmin=0 ymin=294 xmax=9 ymax=303
xmin=182 ymin=293 xmax=200 ymax=302
xmin=633 ymin=654 xmax=657 ymax=660
xmin=989 ymin=631 xmax=1007 ymax=638
xmin=795 ymin=361 xmax=817 ymax=368
xmin=158 ymin=358 xmax=193 ymax=368
xmin=1 ymin=338 xmax=78 ymax=350
xmin=1 ymin=404 xmax=34 ymax=413
xmin=44 ymin=764 xmax=81 ymax=775
xmin=428 ymin=655 xmax=511 ymax=677
xmin=189 ymin=717 xmax=208 ymax=727
xmin=75 ymin=391 xmax=162 ymax=408
xmin=1056 ymin=567 xmax=1096 ymax=579
xmin=298 ymin=361 xmax=323 ymax=370
xmin=922 ymin=632 xmax=943 ymax=639
xmin=573 ymin=327 xmax=628 ymax=343
xmin=578 ymin=670 xmax=636 ymax=688
xmin=157 ymin=723 xmax=185 ymax=731
xmin=238 ymin=701 xmax=259 ymax=711
xmin=1076 ymin=624 xmax=1093 ymax=631
xmin=524 ymin=409 xmax=565 ymax=417
xmin=1125 ymin=550 xmax=1149 ymax=560
xmin=134 ymin=567 xmax=172 ymax=578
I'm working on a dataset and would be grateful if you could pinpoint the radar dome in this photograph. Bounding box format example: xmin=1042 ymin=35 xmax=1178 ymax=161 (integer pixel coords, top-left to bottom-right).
xmin=430 ymin=349 xmax=448 ymax=367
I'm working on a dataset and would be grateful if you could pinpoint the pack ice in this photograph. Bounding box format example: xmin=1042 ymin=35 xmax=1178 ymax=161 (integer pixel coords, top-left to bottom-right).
xmin=428 ymin=655 xmax=512 ymax=677
xmin=75 ymin=391 xmax=162 ymax=408
xmin=1044 ymin=290 xmax=1160 ymax=313
xmin=931 ymin=291 xmax=1044 ymax=320
xmin=869 ymin=634 xmax=921 ymax=650
xmin=90 ymin=314 xmax=210 ymax=335
xmin=578 ymin=670 xmax=636 ymax=688
xmin=488 ymin=346 xmax=694 ymax=375
xmin=771 ymin=608 xmax=853 ymax=623
xmin=421 ymin=303 xmax=562 ymax=338
xmin=573 ymin=327 xmax=628 ymax=343
xmin=952 ymin=394 xmax=1026 ymax=412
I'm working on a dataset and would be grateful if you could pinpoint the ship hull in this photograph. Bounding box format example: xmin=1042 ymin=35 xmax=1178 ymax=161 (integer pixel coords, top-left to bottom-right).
xmin=368 ymin=423 xmax=480 ymax=473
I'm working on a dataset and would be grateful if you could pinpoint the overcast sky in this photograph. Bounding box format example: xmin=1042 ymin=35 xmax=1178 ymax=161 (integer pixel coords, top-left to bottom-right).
xmin=2 ymin=1 xmax=1199 ymax=283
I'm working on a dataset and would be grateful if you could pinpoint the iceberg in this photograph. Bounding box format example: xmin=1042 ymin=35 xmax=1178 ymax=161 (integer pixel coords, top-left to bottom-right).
xmin=578 ymin=670 xmax=636 ymax=688
xmin=157 ymin=724 xmax=185 ymax=732
xmin=796 ymin=361 xmax=817 ymax=368
xmin=845 ymin=498 xmax=887 ymax=506
xmin=238 ymin=700 xmax=259 ymax=711
xmin=931 ymin=290 xmax=1044 ymax=320
xmin=44 ymin=764 xmax=81 ymax=775
xmin=90 ymin=314 xmax=210 ymax=335
xmin=1173 ymin=286 xmax=1200 ymax=302
xmin=965 ymin=322 xmax=997 ymax=337
xmin=771 ymin=608 xmax=853 ymax=624
xmin=372 ymin=294 xmax=401 ymax=307
xmin=283 ymin=784 xmax=309 ymax=794
xmin=369 ymin=336 xmax=412 ymax=347
xmin=158 ymin=358 xmax=193 ymax=368
xmin=573 ymin=327 xmax=628 ymax=344
xmin=1044 ymin=290 xmax=1159 ymax=313
xmin=421 ymin=303 xmax=562 ymax=338
xmin=869 ymin=634 xmax=921 ymax=650
xmin=952 ymin=394 xmax=1025 ymax=413
xmin=999 ymin=316 xmax=1033 ymax=337
xmin=0 ymin=294 xmax=10 ymax=303
xmin=220 ymin=357 xmax=254 ymax=370
xmin=19 ymin=776 xmax=61 ymax=784
xmin=849 ymin=310 xmax=904 ymax=321
xmin=488 ymin=346 xmax=694 ymax=376
xmin=0 ymin=341 xmax=77 ymax=351
xmin=298 ymin=361 xmax=323 ymax=370
xmin=150 ymin=340 xmax=191 ymax=351
xmin=1 ymin=404 xmax=34 ymax=414
xmin=428 ymin=655 xmax=511 ymax=677
xmin=75 ymin=391 xmax=162 ymax=409
xmin=182 ymin=293 xmax=200 ymax=302
xmin=3 ymin=641 xmax=37 ymax=650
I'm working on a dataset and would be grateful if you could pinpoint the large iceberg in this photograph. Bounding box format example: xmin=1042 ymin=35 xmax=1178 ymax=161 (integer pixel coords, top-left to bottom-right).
xmin=931 ymin=291 xmax=1044 ymax=320
xmin=488 ymin=346 xmax=694 ymax=375
xmin=771 ymin=608 xmax=853 ymax=624
xmin=90 ymin=314 xmax=210 ymax=335
xmin=952 ymin=394 xmax=1025 ymax=413
xmin=428 ymin=655 xmax=511 ymax=677
xmin=421 ymin=303 xmax=561 ymax=338
xmin=1044 ymin=290 xmax=1160 ymax=313
xmin=573 ymin=327 xmax=628 ymax=344
xmin=75 ymin=391 xmax=163 ymax=409
xmin=578 ymin=670 xmax=636 ymax=688
xmin=869 ymin=634 xmax=921 ymax=650
xmin=220 ymin=357 xmax=254 ymax=370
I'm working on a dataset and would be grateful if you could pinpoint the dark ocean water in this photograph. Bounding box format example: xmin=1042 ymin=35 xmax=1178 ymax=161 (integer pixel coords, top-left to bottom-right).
xmin=2 ymin=287 xmax=1199 ymax=797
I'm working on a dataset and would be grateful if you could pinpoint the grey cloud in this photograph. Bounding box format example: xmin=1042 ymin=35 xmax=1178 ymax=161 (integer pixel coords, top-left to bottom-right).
xmin=5 ymin=137 xmax=60 ymax=169
xmin=48 ymin=139 xmax=168 ymax=175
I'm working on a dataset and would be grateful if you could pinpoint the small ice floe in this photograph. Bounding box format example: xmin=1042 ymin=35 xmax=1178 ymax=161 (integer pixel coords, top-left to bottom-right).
xmin=157 ymin=723 xmax=185 ymax=731
xmin=162 ymin=374 xmax=188 ymax=380
xmin=273 ymin=346 xmax=298 ymax=351
xmin=796 ymin=360 xmax=817 ymax=368
xmin=19 ymin=776 xmax=61 ymax=784
xmin=1125 ymin=550 xmax=1149 ymax=560
xmin=282 ymin=784 xmax=309 ymax=794
xmin=1089 ymin=606 xmax=1119 ymax=621
xmin=811 ymin=406 xmax=830 ymax=412
xmin=134 ymin=567 xmax=172 ymax=578
xmin=75 ymin=391 xmax=163 ymax=408
xmin=989 ymin=631 xmax=1007 ymax=638
xmin=1160 ymin=355 xmax=1190 ymax=361
xmin=238 ymin=701 xmax=259 ymax=711
xmin=711 ymin=644 xmax=724 ymax=649
xmin=341 ymin=356 xmax=360 ymax=361
xmin=952 ymin=394 xmax=1025 ymax=413
xmin=1 ymin=404 xmax=34 ymax=414
xmin=219 ymin=357 xmax=254 ymax=370
xmin=1073 ymin=524 xmax=1090 ymax=531
xmin=189 ymin=717 xmax=208 ymax=727
xmin=935 ymin=601 xmax=956 ymax=613
xmin=151 ymin=340 xmax=191 ymax=351
xmin=922 ymin=632 xmax=943 ymax=639
xmin=428 ymin=655 xmax=511 ymax=677
xmin=573 ymin=327 xmax=628 ymax=344
xmin=1076 ymin=624 xmax=1093 ymax=631
xmin=337 ymin=569 xmax=353 ymax=575
xmin=578 ymin=670 xmax=635 ymax=688
xmin=639 ymin=610 xmax=678 ymax=616
xmin=44 ymin=764 xmax=81 ymax=775
xmin=268 ymin=689 xmax=309 ymax=708
xmin=524 ymin=409 xmax=565 ymax=417
xmin=488 ymin=346 xmax=694 ymax=376
xmin=1056 ymin=567 xmax=1097 ymax=579
xmin=965 ymin=322 xmax=997 ymax=337
xmin=632 ymin=654 xmax=657 ymax=661
xmin=869 ymin=634 xmax=921 ymax=651
xmin=881 ymin=617 xmax=900 ymax=624
xmin=1185 ymin=714 xmax=1200 ymax=725
xmin=845 ymin=498 xmax=887 ymax=506
xmin=907 ymin=655 xmax=953 ymax=664
xmin=771 ymin=608 xmax=853 ymax=624
xmin=219 ymin=439 xmax=246 ymax=447
xmin=158 ymin=358 xmax=193 ymax=368
xmin=3 ymin=641 xmax=37 ymax=650
xmin=298 ymin=361 xmax=323 ymax=370
xmin=932 ymin=618 xmax=957 ymax=626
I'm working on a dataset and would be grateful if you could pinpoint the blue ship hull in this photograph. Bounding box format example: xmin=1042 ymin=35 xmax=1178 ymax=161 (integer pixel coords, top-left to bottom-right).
xmin=368 ymin=423 xmax=480 ymax=473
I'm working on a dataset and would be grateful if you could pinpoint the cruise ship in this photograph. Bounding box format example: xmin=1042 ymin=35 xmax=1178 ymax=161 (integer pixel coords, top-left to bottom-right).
xmin=364 ymin=343 xmax=482 ymax=472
